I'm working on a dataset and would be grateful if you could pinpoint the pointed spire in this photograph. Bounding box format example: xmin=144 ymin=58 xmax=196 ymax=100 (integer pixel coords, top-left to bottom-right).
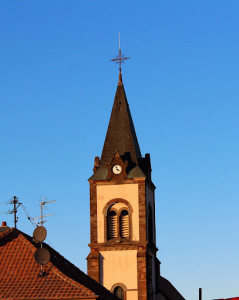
xmin=100 ymin=76 xmax=141 ymax=168
xmin=100 ymin=37 xmax=140 ymax=169
xmin=118 ymin=70 xmax=123 ymax=86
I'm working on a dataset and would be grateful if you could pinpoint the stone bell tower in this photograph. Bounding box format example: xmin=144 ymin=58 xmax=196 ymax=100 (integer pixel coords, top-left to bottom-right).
xmin=87 ymin=48 xmax=161 ymax=300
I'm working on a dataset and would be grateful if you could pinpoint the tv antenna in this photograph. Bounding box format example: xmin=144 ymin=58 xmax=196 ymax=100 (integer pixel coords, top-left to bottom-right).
xmin=33 ymin=197 xmax=56 ymax=226
xmin=7 ymin=196 xmax=22 ymax=228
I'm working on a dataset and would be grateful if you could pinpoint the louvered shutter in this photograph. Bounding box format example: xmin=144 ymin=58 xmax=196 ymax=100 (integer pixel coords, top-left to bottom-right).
xmin=107 ymin=210 xmax=117 ymax=240
xmin=120 ymin=210 xmax=129 ymax=239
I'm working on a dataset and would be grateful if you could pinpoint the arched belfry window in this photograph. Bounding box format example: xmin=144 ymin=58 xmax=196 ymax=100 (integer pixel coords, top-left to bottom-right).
xmin=106 ymin=202 xmax=131 ymax=241
xmin=113 ymin=286 xmax=124 ymax=300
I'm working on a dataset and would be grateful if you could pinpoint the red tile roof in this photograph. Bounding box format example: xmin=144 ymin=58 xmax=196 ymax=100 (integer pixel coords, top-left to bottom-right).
xmin=0 ymin=228 xmax=117 ymax=300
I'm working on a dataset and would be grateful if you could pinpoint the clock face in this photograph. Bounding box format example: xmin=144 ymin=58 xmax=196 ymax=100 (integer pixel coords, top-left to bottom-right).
xmin=112 ymin=165 xmax=122 ymax=175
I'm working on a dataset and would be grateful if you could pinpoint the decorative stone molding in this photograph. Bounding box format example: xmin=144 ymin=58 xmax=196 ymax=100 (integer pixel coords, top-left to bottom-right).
xmin=110 ymin=282 xmax=127 ymax=293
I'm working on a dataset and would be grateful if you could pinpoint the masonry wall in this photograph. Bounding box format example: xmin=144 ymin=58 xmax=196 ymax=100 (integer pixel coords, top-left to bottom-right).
xmin=100 ymin=250 xmax=138 ymax=299
xmin=97 ymin=183 xmax=139 ymax=242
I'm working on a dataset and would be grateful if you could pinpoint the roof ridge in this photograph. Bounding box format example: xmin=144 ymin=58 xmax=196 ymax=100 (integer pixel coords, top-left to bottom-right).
xmin=0 ymin=226 xmax=14 ymax=239
xmin=50 ymin=267 xmax=94 ymax=296
xmin=42 ymin=246 xmax=95 ymax=294
xmin=44 ymin=244 xmax=115 ymax=299
xmin=18 ymin=231 xmax=39 ymax=252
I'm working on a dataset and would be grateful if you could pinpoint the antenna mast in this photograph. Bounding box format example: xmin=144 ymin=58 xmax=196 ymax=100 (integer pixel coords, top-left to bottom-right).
xmin=8 ymin=196 xmax=22 ymax=228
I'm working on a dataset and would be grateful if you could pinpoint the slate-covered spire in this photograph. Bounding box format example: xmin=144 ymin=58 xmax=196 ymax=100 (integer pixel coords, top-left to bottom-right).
xmin=100 ymin=72 xmax=142 ymax=168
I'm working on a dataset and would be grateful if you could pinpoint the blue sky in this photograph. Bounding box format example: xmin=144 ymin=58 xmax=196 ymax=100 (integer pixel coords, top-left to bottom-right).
xmin=0 ymin=1 xmax=238 ymax=299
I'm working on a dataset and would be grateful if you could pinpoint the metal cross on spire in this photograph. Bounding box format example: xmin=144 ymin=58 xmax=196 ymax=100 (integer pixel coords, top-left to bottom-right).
xmin=111 ymin=33 xmax=130 ymax=73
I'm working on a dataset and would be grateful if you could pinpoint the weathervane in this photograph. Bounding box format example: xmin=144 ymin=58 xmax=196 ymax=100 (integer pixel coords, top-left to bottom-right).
xmin=111 ymin=33 xmax=130 ymax=73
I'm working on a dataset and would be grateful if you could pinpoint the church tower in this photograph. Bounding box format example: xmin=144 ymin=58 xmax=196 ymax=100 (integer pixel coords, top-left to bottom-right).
xmin=87 ymin=50 xmax=160 ymax=300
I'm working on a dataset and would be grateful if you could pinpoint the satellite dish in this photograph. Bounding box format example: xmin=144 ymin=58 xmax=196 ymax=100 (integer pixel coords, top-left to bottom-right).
xmin=34 ymin=248 xmax=50 ymax=265
xmin=33 ymin=226 xmax=47 ymax=243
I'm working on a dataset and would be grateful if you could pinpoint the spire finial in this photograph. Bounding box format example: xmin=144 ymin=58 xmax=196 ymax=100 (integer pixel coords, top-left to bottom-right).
xmin=111 ymin=33 xmax=130 ymax=76
xmin=119 ymin=32 xmax=120 ymax=51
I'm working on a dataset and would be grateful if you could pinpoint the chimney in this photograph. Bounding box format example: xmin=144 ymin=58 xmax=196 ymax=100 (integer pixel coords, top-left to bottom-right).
xmin=0 ymin=221 xmax=9 ymax=232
